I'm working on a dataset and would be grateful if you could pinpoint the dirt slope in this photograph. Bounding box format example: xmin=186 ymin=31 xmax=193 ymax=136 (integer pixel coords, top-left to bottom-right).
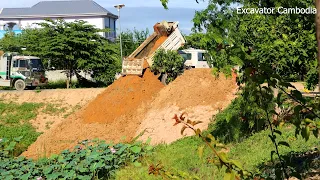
xmin=82 ymin=69 xmax=164 ymax=124
xmin=22 ymin=69 xmax=164 ymax=159
xmin=135 ymin=69 xmax=238 ymax=144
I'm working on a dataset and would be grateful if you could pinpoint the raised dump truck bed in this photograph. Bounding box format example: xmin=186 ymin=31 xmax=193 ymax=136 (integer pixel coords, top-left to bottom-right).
xmin=121 ymin=21 xmax=185 ymax=76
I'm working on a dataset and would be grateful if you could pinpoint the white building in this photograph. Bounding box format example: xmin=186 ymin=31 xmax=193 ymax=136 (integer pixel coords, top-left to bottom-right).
xmin=0 ymin=0 xmax=118 ymax=40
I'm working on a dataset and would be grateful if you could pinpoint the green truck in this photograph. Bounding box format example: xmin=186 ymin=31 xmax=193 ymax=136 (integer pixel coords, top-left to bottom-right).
xmin=0 ymin=52 xmax=48 ymax=91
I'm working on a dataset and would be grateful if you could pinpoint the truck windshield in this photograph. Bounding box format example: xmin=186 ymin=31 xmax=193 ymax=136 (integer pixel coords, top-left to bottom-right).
xmin=30 ymin=59 xmax=44 ymax=70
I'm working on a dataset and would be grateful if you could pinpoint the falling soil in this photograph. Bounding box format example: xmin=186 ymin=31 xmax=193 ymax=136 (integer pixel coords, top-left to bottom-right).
xmin=149 ymin=36 xmax=167 ymax=55
xmin=82 ymin=69 xmax=163 ymax=124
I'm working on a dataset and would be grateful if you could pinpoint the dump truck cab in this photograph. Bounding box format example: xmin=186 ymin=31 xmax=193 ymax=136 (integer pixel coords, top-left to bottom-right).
xmin=0 ymin=52 xmax=48 ymax=90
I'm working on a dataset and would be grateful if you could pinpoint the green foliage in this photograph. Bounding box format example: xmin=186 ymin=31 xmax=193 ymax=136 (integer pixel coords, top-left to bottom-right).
xmin=116 ymin=127 xmax=318 ymax=179
xmin=0 ymin=140 xmax=152 ymax=179
xmin=0 ymin=31 xmax=22 ymax=52
xmin=187 ymin=0 xmax=320 ymax=178
xmin=0 ymin=101 xmax=42 ymax=155
xmin=120 ymin=28 xmax=150 ymax=57
xmin=1 ymin=19 xmax=122 ymax=87
xmin=209 ymin=93 xmax=270 ymax=143
xmin=41 ymin=103 xmax=66 ymax=115
xmin=151 ymin=49 xmax=184 ymax=84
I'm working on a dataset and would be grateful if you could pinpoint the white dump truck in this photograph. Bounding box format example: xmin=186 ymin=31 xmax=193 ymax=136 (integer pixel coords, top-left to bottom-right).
xmin=179 ymin=48 xmax=210 ymax=68
xmin=0 ymin=52 xmax=48 ymax=90
xmin=121 ymin=21 xmax=186 ymax=76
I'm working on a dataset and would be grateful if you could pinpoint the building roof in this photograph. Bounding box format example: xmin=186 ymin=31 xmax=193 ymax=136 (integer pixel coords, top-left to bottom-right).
xmin=0 ymin=0 xmax=118 ymax=19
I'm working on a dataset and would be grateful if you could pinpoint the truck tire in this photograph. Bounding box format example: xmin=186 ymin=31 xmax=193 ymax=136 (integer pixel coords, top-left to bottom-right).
xmin=14 ymin=79 xmax=26 ymax=91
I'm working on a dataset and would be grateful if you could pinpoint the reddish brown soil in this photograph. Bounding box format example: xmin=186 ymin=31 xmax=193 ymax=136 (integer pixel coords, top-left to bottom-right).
xmin=22 ymin=69 xmax=163 ymax=159
xmin=82 ymin=69 xmax=163 ymax=124
xmin=149 ymin=36 xmax=167 ymax=55
xmin=152 ymin=68 xmax=237 ymax=109
xmin=135 ymin=69 xmax=238 ymax=144
xmin=22 ymin=68 xmax=238 ymax=158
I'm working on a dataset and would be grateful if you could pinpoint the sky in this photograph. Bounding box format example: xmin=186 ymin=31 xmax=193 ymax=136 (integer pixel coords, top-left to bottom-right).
xmin=0 ymin=0 xmax=209 ymax=34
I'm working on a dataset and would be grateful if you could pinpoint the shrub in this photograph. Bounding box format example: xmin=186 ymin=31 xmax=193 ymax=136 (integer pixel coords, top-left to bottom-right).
xmin=208 ymin=93 xmax=272 ymax=143
xmin=151 ymin=49 xmax=184 ymax=84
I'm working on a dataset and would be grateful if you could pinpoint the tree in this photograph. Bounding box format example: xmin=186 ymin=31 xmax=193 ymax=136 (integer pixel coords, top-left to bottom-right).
xmin=0 ymin=31 xmax=22 ymax=52
xmin=151 ymin=49 xmax=184 ymax=84
xmin=34 ymin=19 xmax=120 ymax=88
xmin=119 ymin=28 xmax=149 ymax=57
xmin=316 ymin=0 xmax=320 ymax=91
xmin=160 ymin=0 xmax=320 ymax=179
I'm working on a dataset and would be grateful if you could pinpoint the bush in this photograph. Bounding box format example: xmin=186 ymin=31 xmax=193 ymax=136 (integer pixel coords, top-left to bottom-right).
xmin=208 ymin=93 xmax=271 ymax=143
xmin=151 ymin=49 xmax=184 ymax=84
xmin=0 ymin=139 xmax=153 ymax=179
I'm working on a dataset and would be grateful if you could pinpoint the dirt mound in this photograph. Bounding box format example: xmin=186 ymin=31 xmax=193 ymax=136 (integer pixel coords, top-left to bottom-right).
xmin=22 ymin=69 xmax=164 ymax=159
xmin=82 ymin=69 xmax=164 ymax=124
xmin=152 ymin=69 xmax=237 ymax=109
xmin=135 ymin=69 xmax=238 ymax=144
xmin=22 ymin=68 xmax=237 ymax=158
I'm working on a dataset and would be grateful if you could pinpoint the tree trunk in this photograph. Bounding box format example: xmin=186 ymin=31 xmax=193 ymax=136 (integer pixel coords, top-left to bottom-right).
xmin=316 ymin=0 xmax=320 ymax=91
xmin=161 ymin=73 xmax=168 ymax=85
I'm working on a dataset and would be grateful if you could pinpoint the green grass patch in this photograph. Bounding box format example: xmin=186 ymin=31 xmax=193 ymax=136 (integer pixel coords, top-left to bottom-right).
xmin=115 ymin=128 xmax=319 ymax=179
xmin=0 ymin=101 xmax=43 ymax=155
xmin=42 ymin=103 xmax=66 ymax=115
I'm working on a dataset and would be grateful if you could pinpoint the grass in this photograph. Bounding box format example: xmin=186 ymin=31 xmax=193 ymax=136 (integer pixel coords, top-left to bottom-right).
xmin=115 ymin=127 xmax=319 ymax=179
xmin=42 ymin=103 xmax=67 ymax=115
xmin=41 ymin=79 xmax=107 ymax=89
xmin=0 ymin=101 xmax=43 ymax=155
xmin=63 ymin=104 xmax=82 ymax=118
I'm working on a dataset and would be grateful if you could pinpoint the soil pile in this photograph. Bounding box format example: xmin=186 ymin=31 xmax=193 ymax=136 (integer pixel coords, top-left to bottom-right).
xmin=152 ymin=69 xmax=237 ymax=109
xmin=22 ymin=68 xmax=237 ymax=158
xmin=135 ymin=69 xmax=238 ymax=144
xmin=22 ymin=69 xmax=164 ymax=159
xmin=82 ymin=69 xmax=163 ymax=123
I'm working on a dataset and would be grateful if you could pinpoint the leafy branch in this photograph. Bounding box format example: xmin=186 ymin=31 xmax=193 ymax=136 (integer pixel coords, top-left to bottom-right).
xmin=173 ymin=112 xmax=252 ymax=179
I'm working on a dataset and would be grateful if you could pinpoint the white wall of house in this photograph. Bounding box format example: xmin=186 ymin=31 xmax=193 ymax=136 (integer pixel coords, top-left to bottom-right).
xmin=0 ymin=16 xmax=117 ymax=38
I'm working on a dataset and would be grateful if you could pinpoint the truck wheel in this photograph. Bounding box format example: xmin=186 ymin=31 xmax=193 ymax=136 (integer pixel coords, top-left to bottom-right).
xmin=14 ymin=79 xmax=26 ymax=91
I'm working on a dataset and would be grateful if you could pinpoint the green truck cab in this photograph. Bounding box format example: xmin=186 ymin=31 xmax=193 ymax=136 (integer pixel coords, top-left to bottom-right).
xmin=0 ymin=52 xmax=48 ymax=90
